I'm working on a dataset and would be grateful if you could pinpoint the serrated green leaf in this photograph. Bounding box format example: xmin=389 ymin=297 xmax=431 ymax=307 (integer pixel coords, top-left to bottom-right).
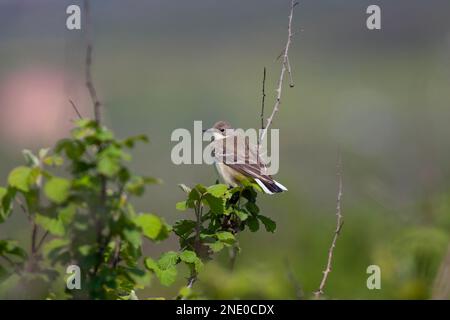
xmin=179 ymin=250 xmax=197 ymax=263
xmin=158 ymin=251 xmax=179 ymax=269
xmin=144 ymin=257 xmax=159 ymax=272
xmin=158 ymin=266 xmax=177 ymax=286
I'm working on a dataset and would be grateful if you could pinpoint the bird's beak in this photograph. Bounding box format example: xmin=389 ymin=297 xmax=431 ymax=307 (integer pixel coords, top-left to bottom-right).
xmin=203 ymin=128 xmax=212 ymax=133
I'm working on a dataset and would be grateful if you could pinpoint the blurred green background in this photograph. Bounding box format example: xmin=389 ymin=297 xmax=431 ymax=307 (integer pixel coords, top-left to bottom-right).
xmin=1 ymin=0 xmax=450 ymax=299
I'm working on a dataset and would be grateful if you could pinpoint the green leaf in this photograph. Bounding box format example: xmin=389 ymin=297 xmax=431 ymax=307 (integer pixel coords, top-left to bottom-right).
xmin=176 ymin=201 xmax=188 ymax=211
xmin=216 ymin=231 xmax=235 ymax=244
xmin=145 ymin=254 xmax=179 ymax=287
xmin=179 ymin=250 xmax=197 ymax=263
xmin=122 ymin=134 xmax=149 ymax=148
xmin=134 ymin=214 xmax=162 ymax=240
xmin=206 ymin=184 xmax=229 ymax=197
xmin=42 ymin=239 xmax=69 ymax=257
xmin=258 ymin=215 xmax=276 ymax=233
xmin=78 ymin=245 xmax=91 ymax=256
xmin=194 ymin=184 xmax=207 ymax=195
xmin=8 ymin=166 xmax=33 ymax=192
xmin=235 ymin=209 xmax=248 ymax=221
xmin=35 ymin=214 xmax=65 ymax=236
xmin=0 ymin=240 xmax=27 ymax=260
xmin=98 ymin=157 xmax=120 ymax=177
xmin=173 ymin=220 xmax=196 ymax=238
xmin=158 ymin=251 xmax=179 ymax=270
xmin=0 ymin=187 xmax=14 ymax=223
xmin=123 ymin=228 xmax=142 ymax=249
xmin=144 ymin=257 xmax=159 ymax=272
xmin=208 ymin=241 xmax=224 ymax=253
xmin=158 ymin=266 xmax=177 ymax=286
xmin=44 ymin=177 xmax=71 ymax=204
xmin=247 ymin=215 xmax=260 ymax=232
xmin=204 ymin=194 xmax=225 ymax=215
xmin=245 ymin=202 xmax=260 ymax=215
xmin=58 ymin=204 xmax=76 ymax=225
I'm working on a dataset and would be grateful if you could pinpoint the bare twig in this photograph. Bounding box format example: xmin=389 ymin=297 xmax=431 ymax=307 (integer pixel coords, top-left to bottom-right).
xmin=257 ymin=67 xmax=267 ymax=164
xmin=83 ymin=0 xmax=102 ymax=124
xmin=35 ymin=231 xmax=49 ymax=252
xmin=259 ymin=0 xmax=297 ymax=144
xmin=314 ymin=153 xmax=344 ymax=299
xmin=69 ymin=99 xmax=83 ymax=119
xmin=30 ymin=222 xmax=38 ymax=254
xmin=110 ymin=238 xmax=122 ymax=268
xmin=260 ymin=67 xmax=267 ymax=131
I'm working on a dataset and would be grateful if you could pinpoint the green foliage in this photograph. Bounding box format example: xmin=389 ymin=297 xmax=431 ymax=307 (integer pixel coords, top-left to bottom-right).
xmin=174 ymin=183 xmax=276 ymax=261
xmin=145 ymin=250 xmax=203 ymax=287
xmin=0 ymin=119 xmax=277 ymax=300
xmin=0 ymin=120 xmax=170 ymax=299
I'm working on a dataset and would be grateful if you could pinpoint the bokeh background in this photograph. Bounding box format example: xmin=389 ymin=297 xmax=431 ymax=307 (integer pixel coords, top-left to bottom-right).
xmin=1 ymin=0 xmax=450 ymax=299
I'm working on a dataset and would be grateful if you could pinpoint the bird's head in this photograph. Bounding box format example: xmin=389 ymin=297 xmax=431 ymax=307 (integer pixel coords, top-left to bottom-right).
xmin=204 ymin=121 xmax=233 ymax=140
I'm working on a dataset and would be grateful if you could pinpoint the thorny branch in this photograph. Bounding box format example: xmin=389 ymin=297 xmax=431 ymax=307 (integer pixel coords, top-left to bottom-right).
xmin=314 ymin=153 xmax=344 ymax=299
xmin=259 ymin=0 xmax=298 ymax=144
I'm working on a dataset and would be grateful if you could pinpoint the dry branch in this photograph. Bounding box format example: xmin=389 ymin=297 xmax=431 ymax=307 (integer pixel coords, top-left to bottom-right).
xmin=259 ymin=0 xmax=297 ymax=144
xmin=83 ymin=0 xmax=102 ymax=124
xmin=314 ymin=153 xmax=344 ymax=299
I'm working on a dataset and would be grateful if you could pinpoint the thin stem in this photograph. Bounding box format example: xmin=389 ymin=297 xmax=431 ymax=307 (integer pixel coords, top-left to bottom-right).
xmin=83 ymin=0 xmax=102 ymax=124
xmin=69 ymin=99 xmax=83 ymax=119
xmin=259 ymin=0 xmax=297 ymax=144
xmin=314 ymin=152 xmax=344 ymax=299
xmin=260 ymin=67 xmax=267 ymax=131
xmin=31 ymin=222 xmax=37 ymax=254
xmin=35 ymin=231 xmax=49 ymax=252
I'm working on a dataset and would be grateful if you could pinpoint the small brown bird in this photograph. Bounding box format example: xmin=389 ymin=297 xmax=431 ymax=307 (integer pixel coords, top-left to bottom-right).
xmin=204 ymin=121 xmax=287 ymax=194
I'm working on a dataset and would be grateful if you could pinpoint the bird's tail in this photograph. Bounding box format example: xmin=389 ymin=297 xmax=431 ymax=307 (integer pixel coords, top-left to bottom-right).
xmin=255 ymin=178 xmax=288 ymax=195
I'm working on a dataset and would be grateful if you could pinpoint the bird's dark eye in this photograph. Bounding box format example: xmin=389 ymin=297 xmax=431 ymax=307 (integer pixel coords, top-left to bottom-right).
xmin=220 ymin=128 xmax=225 ymax=132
